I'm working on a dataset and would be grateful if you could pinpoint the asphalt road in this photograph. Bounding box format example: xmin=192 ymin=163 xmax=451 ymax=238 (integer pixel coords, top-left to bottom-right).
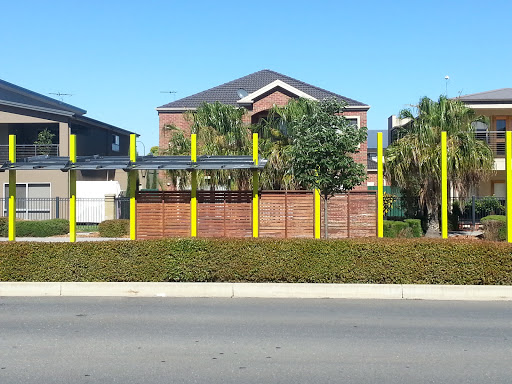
xmin=1 ymin=298 xmax=511 ymax=383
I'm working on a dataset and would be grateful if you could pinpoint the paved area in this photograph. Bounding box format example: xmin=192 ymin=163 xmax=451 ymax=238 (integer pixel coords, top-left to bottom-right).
xmin=0 ymin=236 xmax=128 ymax=242
xmin=1 ymin=298 xmax=511 ymax=384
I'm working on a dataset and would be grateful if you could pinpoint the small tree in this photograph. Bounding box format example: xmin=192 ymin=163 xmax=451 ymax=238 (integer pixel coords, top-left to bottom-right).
xmin=34 ymin=128 xmax=55 ymax=155
xmin=290 ymin=98 xmax=367 ymax=237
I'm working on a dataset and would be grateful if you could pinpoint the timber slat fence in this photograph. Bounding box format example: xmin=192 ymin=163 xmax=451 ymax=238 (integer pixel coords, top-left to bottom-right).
xmin=136 ymin=190 xmax=377 ymax=239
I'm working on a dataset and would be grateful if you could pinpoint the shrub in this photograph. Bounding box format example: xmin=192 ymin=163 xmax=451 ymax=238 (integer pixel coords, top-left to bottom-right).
xmin=384 ymin=220 xmax=409 ymax=238
xmin=404 ymin=219 xmax=422 ymax=237
xmin=481 ymin=215 xmax=506 ymax=241
xmin=98 ymin=219 xmax=130 ymax=238
xmin=475 ymin=196 xmax=505 ymax=216
xmin=384 ymin=220 xmax=422 ymax=238
xmin=16 ymin=219 xmax=69 ymax=237
xmin=0 ymin=238 xmax=512 ymax=284
xmin=0 ymin=217 xmax=8 ymax=236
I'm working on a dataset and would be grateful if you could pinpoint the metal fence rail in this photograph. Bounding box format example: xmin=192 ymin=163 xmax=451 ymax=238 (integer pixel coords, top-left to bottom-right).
xmin=1 ymin=197 xmax=130 ymax=224
xmin=384 ymin=195 xmax=505 ymax=229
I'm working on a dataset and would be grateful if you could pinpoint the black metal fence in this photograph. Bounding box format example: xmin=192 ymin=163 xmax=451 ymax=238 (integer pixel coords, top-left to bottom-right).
xmin=384 ymin=195 xmax=505 ymax=229
xmin=1 ymin=197 xmax=130 ymax=224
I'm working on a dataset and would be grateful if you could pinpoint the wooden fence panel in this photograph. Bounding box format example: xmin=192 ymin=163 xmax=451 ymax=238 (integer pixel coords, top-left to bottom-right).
xmin=136 ymin=190 xmax=376 ymax=239
xmin=347 ymin=192 xmax=377 ymax=237
xmin=320 ymin=191 xmax=377 ymax=238
xmin=321 ymin=194 xmax=349 ymax=238
xmin=260 ymin=191 xmax=313 ymax=238
xmin=259 ymin=192 xmax=287 ymax=238
xmin=197 ymin=191 xmax=252 ymax=238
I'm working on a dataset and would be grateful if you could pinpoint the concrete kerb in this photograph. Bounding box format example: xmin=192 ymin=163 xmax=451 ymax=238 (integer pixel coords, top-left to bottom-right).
xmin=2 ymin=282 xmax=512 ymax=300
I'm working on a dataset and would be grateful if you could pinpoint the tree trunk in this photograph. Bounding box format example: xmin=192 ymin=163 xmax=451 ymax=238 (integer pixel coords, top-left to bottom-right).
xmin=425 ymin=206 xmax=441 ymax=238
xmin=324 ymin=196 xmax=328 ymax=239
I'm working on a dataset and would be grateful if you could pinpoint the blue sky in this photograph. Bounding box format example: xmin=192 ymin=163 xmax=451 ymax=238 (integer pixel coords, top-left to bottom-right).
xmin=1 ymin=0 xmax=511 ymax=152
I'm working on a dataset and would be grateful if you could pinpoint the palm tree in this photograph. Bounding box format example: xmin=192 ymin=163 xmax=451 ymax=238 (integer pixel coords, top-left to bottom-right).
xmin=165 ymin=102 xmax=252 ymax=190
xmin=385 ymin=96 xmax=494 ymax=236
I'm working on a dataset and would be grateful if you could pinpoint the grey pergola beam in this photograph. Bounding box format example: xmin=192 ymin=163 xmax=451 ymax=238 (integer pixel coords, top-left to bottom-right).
xmin=0 ymin=154 xmax=267 ymax=172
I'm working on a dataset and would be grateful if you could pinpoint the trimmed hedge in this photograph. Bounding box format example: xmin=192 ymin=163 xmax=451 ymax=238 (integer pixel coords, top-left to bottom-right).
xmin=481 ymin=215 xmax=506 ymax=241
xmin=404 ymin=219 xmax=422 ymax=237
xmin=383 ymin=219 xmax=422 ymax=238
xmin=0 ymin=218 xmax=69 ymax=237
xmin=98 ymin=219 xmax=129 ymax=238
xmin=0 ymin=238 xmax=511 ymax=284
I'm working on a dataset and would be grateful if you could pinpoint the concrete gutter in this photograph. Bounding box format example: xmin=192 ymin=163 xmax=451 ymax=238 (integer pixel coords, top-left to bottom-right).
xmin=1 ymin=282 xmax=512 ymax=301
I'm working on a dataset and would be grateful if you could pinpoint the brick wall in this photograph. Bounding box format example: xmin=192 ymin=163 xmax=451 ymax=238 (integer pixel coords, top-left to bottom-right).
xmin=253 ymin=90 xmax=292 ymax=114
xmin=159 ymin=112 xmax=192 ymax=155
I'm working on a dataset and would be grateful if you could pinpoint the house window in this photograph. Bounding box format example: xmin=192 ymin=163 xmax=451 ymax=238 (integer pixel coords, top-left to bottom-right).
xmin=112 ymin=134 xmax=120 ymax=152
xmin=496 ymin=119 xmax=506 ymax=132
xmin=345 ymin=117 xmax=360 ymax=128
xmin=3 ymin=183 xmax=51 ymax=220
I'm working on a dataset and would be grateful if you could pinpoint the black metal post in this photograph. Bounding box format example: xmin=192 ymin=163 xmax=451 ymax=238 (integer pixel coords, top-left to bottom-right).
xmin=472 ymin=195 xmax=476 ymax=230
xmin=55 ymin=196 xmax=59 ymax=219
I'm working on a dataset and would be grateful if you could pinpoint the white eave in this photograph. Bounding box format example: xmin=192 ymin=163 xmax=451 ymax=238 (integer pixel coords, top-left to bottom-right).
xmin=465 ymin=103 xmax=512 ymax=109
xmin=156 ymin=107 xmax=198 ymax=112
xmin=236 ymin=80 xmax=317 ymax=104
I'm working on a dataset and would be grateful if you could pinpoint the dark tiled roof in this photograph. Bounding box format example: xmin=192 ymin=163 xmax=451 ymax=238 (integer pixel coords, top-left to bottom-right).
xmin=0 ymin=78 xmax=86 ymax=115
xmin=457 ymin=88 xmax=512 ymax=102
xmin=158 ymin=69 xmax=369 ymax=109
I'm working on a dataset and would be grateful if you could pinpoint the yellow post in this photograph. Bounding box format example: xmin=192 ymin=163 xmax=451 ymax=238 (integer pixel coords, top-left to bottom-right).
xmin=129 ymin=134 xmax=137 ymax=240
xmin=69 ymin=134 xmax=77 ymax=242
xmin=191 ymin=133 xmax=197 ymax=237
xmin=507 ymin=131 xmax=512 ymax=242
xmin=377 ymin=132 xmax=384 ymax=238
xmin=441 ymin=131 xmax=448 ymax=239
xmin=314 ymin=187 xmax=321 ymax=239
xmin=252 ymin=133 xmax=259 ymax=238
xmin=8 ymin=135 xmax=16 ymax=241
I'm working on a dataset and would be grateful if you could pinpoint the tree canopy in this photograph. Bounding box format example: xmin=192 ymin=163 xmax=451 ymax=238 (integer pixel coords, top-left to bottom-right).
xmin=385 ymin=95 xmax=494 ymax=235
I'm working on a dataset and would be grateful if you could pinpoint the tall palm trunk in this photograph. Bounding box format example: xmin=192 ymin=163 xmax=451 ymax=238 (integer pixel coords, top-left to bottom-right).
xmin=425 ymin=206 xmax=440 ymax=238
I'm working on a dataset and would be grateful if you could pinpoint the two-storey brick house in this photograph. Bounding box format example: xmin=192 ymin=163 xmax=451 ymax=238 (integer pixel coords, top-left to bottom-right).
xmin=157 ymin=69 xmax=370 ymax=189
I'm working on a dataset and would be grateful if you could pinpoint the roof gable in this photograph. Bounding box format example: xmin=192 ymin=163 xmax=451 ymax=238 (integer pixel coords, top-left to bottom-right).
xmin=237 ymin=79 xmax=317 ymax=104
xmin=157 ymin=69 xmax=369 ymax=110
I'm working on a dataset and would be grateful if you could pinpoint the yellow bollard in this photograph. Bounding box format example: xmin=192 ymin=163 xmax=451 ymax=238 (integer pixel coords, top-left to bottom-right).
xmin=129 ymin=134 xmax=137 ymax=240
xmin=8 ymin=135 xmax=16 ymax=241
xmin=191 ymin=134 xmax=197 ymax=237
xmin=441 ymin=131 xmax=448 ymax=239
xmin=314 ymin=187 xmax=321 ymax=239
xmin=507 ymin=131 xmax=512 ymax=242
xmin=377 ymin=132 xmax=384 ymax=238
xmin=69 ymin=135 xmax=77 ymax=242
xmin=252 ymin=133 xmax=259 ymax=238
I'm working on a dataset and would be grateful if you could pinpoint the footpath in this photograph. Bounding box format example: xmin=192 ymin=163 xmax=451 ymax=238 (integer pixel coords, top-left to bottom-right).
xmin=1 ymin=282 xmax=512 ymax=301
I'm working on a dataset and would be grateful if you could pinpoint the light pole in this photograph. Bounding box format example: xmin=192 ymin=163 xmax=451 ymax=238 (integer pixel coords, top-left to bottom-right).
xmin=136 ymin=140 xmax=146 ymax=156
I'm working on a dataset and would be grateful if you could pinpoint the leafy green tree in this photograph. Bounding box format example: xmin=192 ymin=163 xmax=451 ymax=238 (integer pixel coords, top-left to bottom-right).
xmin=253 ymin=98 xmax=316 ymax=190
xmin=289 ymin=98 xmax=367 ymax=237
xmin=34 ymin=128 xmax=55 ymax=155
xmin=385 ymin=96 xmax=494 ymax=236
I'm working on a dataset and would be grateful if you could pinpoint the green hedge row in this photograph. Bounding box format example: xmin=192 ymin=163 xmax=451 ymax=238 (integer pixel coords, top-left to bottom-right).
xmin=0 ymin=218 xmax=69 ymax=237
xmin=383 ymin=219 xmax=422 ymax=238
xmin=98 ymin=219 xmax=129 ymax=238
xmin=1 ymin=238 xmax=511 ymax=284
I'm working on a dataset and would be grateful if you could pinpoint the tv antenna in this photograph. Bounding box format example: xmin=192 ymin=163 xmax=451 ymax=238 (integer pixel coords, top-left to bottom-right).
xmin=49 ymin=92 xmax=73 ymax=102
xmin=161 ymin=91 xmax=177 ymax=101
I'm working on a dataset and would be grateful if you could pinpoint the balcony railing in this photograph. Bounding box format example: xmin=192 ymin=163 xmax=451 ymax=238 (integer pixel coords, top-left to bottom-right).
xmin=475 ymin=131 xmax=505 ymax=157
xmin=0 ymin=144 xmax=59 ymax=161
